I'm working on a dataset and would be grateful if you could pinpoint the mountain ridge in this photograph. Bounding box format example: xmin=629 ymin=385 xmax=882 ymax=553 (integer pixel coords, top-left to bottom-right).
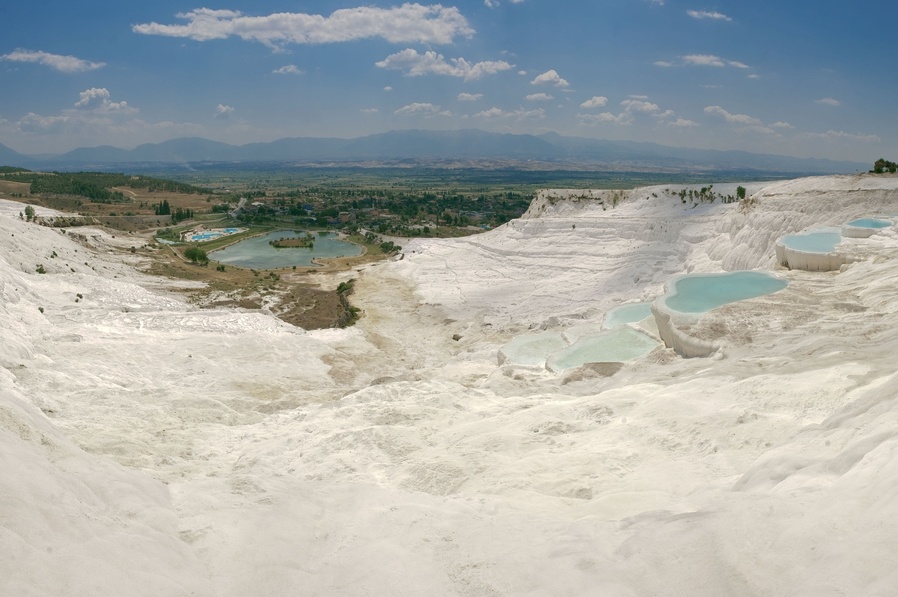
xmin=0 ymin=129 xmax=869 ymax=174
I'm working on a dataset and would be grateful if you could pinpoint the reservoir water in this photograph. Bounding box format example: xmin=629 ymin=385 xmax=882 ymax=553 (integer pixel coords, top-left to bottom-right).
xmin=210 ymin=231 xmax=362 ymax=269
xmin=663 ymin=271 xmax=788 ymax=314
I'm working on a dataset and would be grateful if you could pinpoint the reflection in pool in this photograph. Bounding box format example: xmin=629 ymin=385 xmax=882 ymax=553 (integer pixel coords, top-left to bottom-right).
xmin=210 ymin=231 xmax=362 ymax=268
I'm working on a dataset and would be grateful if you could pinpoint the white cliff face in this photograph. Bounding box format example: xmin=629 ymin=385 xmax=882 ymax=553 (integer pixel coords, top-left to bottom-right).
xmin=3 ymin=174 xmax=898 ymax=596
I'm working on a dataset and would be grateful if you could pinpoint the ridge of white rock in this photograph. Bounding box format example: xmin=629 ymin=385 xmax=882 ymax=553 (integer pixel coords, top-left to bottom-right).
xmin=3 ymin=174 xmax=898 ymax=596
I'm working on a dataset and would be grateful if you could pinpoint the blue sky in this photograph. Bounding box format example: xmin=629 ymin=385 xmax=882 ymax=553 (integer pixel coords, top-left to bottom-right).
xmin=0 ymin=0 xmax=894 ymax=162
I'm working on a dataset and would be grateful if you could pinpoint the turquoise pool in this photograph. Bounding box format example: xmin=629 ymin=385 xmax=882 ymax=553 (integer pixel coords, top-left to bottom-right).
xmin=846 ymin=218 xmax=891 ymax=229
xmin=663 ymin=271 xmax=788 ymax=314
xmin=499 ymin=332 xmax=568 ymax=366
xmin=779 ymin=230 xmax=841 ymax=253
xmin=547 ymin=327 xmax=659 ymax=371
xmin=604 ymin=302 xmax=653 ymax=328
xmin=210 ymin=231 xmax=362 ymax=268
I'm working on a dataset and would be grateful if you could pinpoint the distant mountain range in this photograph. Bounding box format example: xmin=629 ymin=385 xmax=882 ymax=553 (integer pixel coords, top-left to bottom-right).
xmin=0 ymin=129 xmax=869 ymax=175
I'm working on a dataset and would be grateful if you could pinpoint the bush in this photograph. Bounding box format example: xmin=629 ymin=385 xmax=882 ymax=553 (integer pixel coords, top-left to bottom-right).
xmin=184 ymin=246 xmax=208 ymax=264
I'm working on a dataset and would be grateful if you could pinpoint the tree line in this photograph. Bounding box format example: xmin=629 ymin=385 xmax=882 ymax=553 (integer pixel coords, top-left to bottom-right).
xmin=873 ymin=159 xmax=897 ymax=174
xmin=0 ymin=171 xmax=211 ymax=201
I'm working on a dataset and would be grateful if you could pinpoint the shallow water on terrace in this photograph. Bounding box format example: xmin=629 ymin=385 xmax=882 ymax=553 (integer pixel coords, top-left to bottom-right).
xmin=779 ymin=230 xmax=841 ymax=253
xmin=210 ymin=231 xmax=362 ymax=268
xmin=500 ymin=332 xmax=568 ymax=366
xmin=846 ymin=218 xmax=891 ymax=229
xmin=664 ymin=271 xmax=788 ymax=314
xmin=547 ymin=327 xmax=659 ymax=371
xmin=604 ymin=302 xmax=653 ymax=328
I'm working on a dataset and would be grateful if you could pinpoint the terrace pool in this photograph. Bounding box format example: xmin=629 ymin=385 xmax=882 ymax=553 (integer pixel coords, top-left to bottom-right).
xmin=604 ymin=302 xmax=653 ymax=328
xmin=846 ymin=218 xmax=891 ymax=229
xmin=779 ymin=230 xmax=841 ymax=254
xmin=210 ymin=231 xmax=362 ymax=268
xmin=498 ymin=332 xmax=568 ymax=367
xmin=546 ymin=327 xmax=659 ymax=372
xmin=663 ymin=271 xmax=788 ymax=314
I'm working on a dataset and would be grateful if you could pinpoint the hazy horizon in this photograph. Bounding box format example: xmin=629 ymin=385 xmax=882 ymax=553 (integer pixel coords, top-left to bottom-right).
xmin=1 ymin=1 xmax=895 ymax=162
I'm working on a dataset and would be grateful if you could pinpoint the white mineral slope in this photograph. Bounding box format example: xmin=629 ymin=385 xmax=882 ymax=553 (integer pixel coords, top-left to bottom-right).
xmin=3 ymin=175 xmax=898 ymax=596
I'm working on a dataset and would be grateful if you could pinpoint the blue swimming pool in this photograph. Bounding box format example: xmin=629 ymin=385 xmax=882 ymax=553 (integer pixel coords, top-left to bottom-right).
xmin=663 ymin=271 xmax=788 ymax=314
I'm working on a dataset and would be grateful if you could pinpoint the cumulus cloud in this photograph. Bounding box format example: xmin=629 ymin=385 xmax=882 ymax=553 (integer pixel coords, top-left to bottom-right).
xmin=215 ymin=104 xmax=235 ymax=119
xmin=682 ymin=54 xmax=748 ymax=68
xmin=578 ymin=112 xmax=633 ymax=126
xmin=815 ymin=97 xmax=841 ymax=106
xmin=273 ymin=64 xmax=303 ymax=75
xmin=771 ymin=121 xmax=793 ymax=129
xmin=687 ymin=10 xmax=732 ymax=21
xmin=473 ymin=107 xmax=545 ymax=120
xmin=133 ymin=5 xmax=474 ymax=49
xmin=525 ymin=93 xmax=553 ymax=102
xmin=669 ymin=118 xmax=700 ymax=127
xmin=457 ymin=92 xmax=483 ymax=101
xmin=384 ymin=86 xmax=393 ymax=92
xmin=375 ymin=49 xmax=512 ymax=80
xmin=1 ymin=49 xmax=105 ymax=73
xmin=74 ymin=88 xmax=137 ymax=114
xmin=580 ymin=96 xmax=608 ymax=109
xmin=579 ymin=96 xmax=675 ymax=126
xmin=394 ymin=102 xmax=451 ymax=116
xmin=530 ymin=69 xmax=569 ymax=88
xmin=704 ymin=105 xmax=761 ymax=125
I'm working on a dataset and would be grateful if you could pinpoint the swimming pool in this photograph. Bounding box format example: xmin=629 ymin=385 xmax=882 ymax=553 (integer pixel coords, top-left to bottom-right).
xmin=662 ymin=271 xmax=788 ymax=314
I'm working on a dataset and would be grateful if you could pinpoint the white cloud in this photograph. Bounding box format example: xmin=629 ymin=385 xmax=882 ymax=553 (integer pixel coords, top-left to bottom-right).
xmin=1 ymin=49 xmax=105 ymax=73
xmin=215 ymin=104 xmax=235 ymax=119
xmin=484 ymin=0 xmax=499 ymax=7
xmin=74 ymin=88 xmax=137 ymax=114
xmin=360 ymin=108 xmax=379 ymax=114
xmin=682 ymin=54 xmax=749 ymax=68
xmin=394 ymin=102 xmax=451 ymax=117
xmin=473 ymin=107 xmax=545 ymax=120
xmin=815 ymin=97 xmax=841 ymax=106
xmin=580 ymin=96 xmax=608 ymax=109
xmin=578 ymin=112 xmax=634 ymax=126
xmin=273 ymin=65 xmax=303 ymax=75
xmin=384 ymin=86 xmax=393 ymax=92
xmin=704 ymin=105 xmax=761 ymax=125
xmin=375 ymin=49 xmax=512 ymax=81
xmin=654 ymin=61 xmax=674 ymax=68
xmin=517 ymin=70 xmax=527 ymax=76
xmin=530 ymin=69 xmax=569 ymax=88
xmin=771 ymin=121 xmax=794 ymax=129
xmin=687 ymin=10 xmax=732 ymax=21
xmin=457 ymin=93 xmax=483 ymax=101
xmin=133 ymin=5 xmax=474 ymax=49
xmin=621 ymin=99 xmax=660 ymax=113
xmin=669 ymin=118 xmax=699 ymax=127
xmin=525 ymin=93 xmax=553 ymax=102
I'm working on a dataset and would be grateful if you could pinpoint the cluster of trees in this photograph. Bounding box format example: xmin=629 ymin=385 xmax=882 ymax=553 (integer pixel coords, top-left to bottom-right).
xmin=153 ymin=200 xmax=194 ymax=223
xmin=873 ymin=159 xmax=897 ymax=174
xmin=0 ymin=171 xmax=209 ymax=202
